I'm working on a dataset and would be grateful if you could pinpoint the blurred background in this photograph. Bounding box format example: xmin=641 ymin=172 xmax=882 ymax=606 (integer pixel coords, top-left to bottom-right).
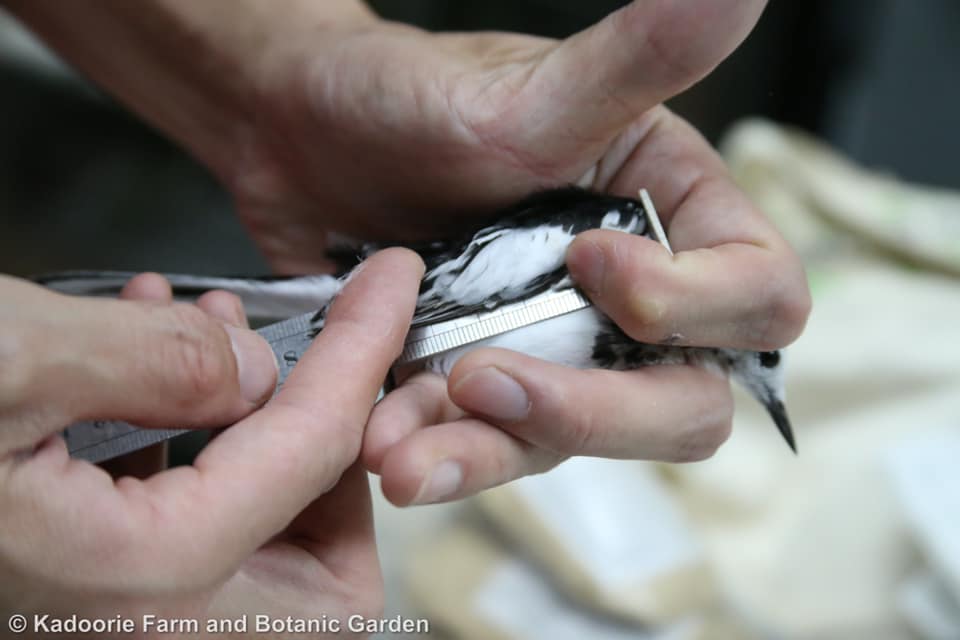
xmin=2 ymin=0 xmax=958 ymax=277
xmin=2 ymin=2 xmax=959 ymax=639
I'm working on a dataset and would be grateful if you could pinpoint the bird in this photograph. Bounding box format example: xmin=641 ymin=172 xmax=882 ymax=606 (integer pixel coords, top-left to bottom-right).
xmin=36 ymin=187 xmax=795 ymax=451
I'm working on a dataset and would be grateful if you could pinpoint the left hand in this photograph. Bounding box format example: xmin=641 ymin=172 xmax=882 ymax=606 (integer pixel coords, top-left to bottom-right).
xmin=227 ymin=0 xmax=810 ymax=503
xmin=0 ymin=250 xmax=422 ymax=632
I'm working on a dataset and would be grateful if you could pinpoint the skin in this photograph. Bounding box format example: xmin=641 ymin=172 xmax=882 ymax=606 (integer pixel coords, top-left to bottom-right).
xmin=0 ymin=250 xmax=422 ymax=633
xmin=1 ymin=0 xmax=811 ymax=628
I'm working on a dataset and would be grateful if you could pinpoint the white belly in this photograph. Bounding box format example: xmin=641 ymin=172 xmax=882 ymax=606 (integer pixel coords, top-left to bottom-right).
xmin=425 ymin=307 xmax=606 ymax=376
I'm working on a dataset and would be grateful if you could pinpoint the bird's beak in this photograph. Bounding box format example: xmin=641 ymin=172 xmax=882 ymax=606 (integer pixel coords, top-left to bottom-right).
xmin=766 ymin=398 xmax=797 ymax=453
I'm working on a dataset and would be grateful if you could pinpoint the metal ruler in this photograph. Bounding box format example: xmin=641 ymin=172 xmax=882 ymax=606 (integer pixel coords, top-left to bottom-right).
xmin=63 ymin=189 xmax=669 ymax=463
xmin=401 ymin=288 xmax=590 ymax=362
xmin=63 ymin=288 xmax=597 ymax=463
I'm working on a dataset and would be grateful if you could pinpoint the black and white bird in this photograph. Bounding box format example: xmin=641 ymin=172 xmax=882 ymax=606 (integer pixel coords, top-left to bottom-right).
xmin=37 ymin=187 xmax=795 ymax=451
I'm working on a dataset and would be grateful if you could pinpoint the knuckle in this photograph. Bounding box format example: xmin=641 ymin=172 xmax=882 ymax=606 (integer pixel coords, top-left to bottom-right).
xmin=669 ymin=397 xmax=734 ymax=463
xmin=756 ymin=261 xmax=813 ymax=349
xmin=526 ymin=450 xmax=565 ymax=477
xmin=487 ymin=441 xmax=539 ymax=486
xmin=775 ymin=283 xmax=813 ymax=342
xmin=611 ymin=245 xmax=671 ymax=340
xmin=536 ymin=379 xmax=599 ymax=455
xmin=164 ymin=305 xmax=233 ymax=401
xmin=564 ymin=410 xmax=601 ymax=455
xmin=544 ymin=371 xmax=629 ymax=457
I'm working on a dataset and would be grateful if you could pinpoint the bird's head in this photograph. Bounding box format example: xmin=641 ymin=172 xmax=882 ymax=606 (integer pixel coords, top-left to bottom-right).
xmin=725 ymin=349 xmax=795 ymax=452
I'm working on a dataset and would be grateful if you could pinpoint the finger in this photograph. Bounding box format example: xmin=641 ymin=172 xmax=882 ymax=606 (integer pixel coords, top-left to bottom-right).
xmin=197 ymin=289 xmax=249 ymax=328
xmin=378 ymin=418 xmax=562 ymax=506
xmin=182 ymin=249 xmax=423 ymax=557
xmin=0 ymin=275 xmax=278 ymax=454
xmin=120 ymin=272 xmax=173 ymax=302
xmin=362 ymin=371 xmax=461 ymax=473
xmin=503 ymin=0 xmax=767 ymax=158
xmin=567 ymin=108 xmax=811 ymax=350
xmin=103 ymin=273 xmax=176 ymax=478
xmin=447 ymin=348 xmax=734 ymax=462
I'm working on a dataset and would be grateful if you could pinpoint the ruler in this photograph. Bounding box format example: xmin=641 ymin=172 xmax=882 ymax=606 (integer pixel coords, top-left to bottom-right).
xmin=64 ymin=189 xmax=669 ymax=463
xmin=63 ymin=289 xmax=591 ymax=462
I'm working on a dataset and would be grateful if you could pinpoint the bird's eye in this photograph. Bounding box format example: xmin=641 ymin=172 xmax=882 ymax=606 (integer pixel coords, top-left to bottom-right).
xmin=759 ymin=351 xmax=781 ymax=368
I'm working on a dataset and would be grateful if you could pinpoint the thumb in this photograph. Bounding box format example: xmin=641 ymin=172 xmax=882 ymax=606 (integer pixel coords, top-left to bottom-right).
xmin=1 ymin=276 xmax=277 ymax=450
xmin=507 ymin=0 xmax=766 ymax=154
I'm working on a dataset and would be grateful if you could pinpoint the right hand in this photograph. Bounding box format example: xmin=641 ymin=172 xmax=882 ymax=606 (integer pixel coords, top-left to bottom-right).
xmin=0 ymin=249 xmax=423 ymax=635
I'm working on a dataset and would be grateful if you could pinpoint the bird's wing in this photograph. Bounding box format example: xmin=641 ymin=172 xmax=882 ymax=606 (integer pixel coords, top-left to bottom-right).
xmin=411 ymin=224 xmax=577 ymax=326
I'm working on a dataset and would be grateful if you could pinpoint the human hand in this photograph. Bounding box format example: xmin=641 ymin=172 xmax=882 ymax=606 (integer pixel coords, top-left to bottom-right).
xmin=6 ymin=0 xmax=810 ymax=504
xmin=0 ymin=250 xmax=422 ymax=634
xmin=231 ymin=1 xmax=784 ymax=272
xmin=213 ymin=0 xmax=809 ymax=503
xmin=264 ymin=3 xmax=810 ymax=504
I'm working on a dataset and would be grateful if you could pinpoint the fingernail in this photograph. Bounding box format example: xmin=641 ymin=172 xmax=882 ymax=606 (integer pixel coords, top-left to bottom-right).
xmin=452 ymin=367 xmax=530 ymax=422
xmin=566 ymin=239 xmax=605 ymax=294
xmin=224 ymin=324 xmax=278 ymax=404
xmin=413 ymin=459 xmax=463 ymax=504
